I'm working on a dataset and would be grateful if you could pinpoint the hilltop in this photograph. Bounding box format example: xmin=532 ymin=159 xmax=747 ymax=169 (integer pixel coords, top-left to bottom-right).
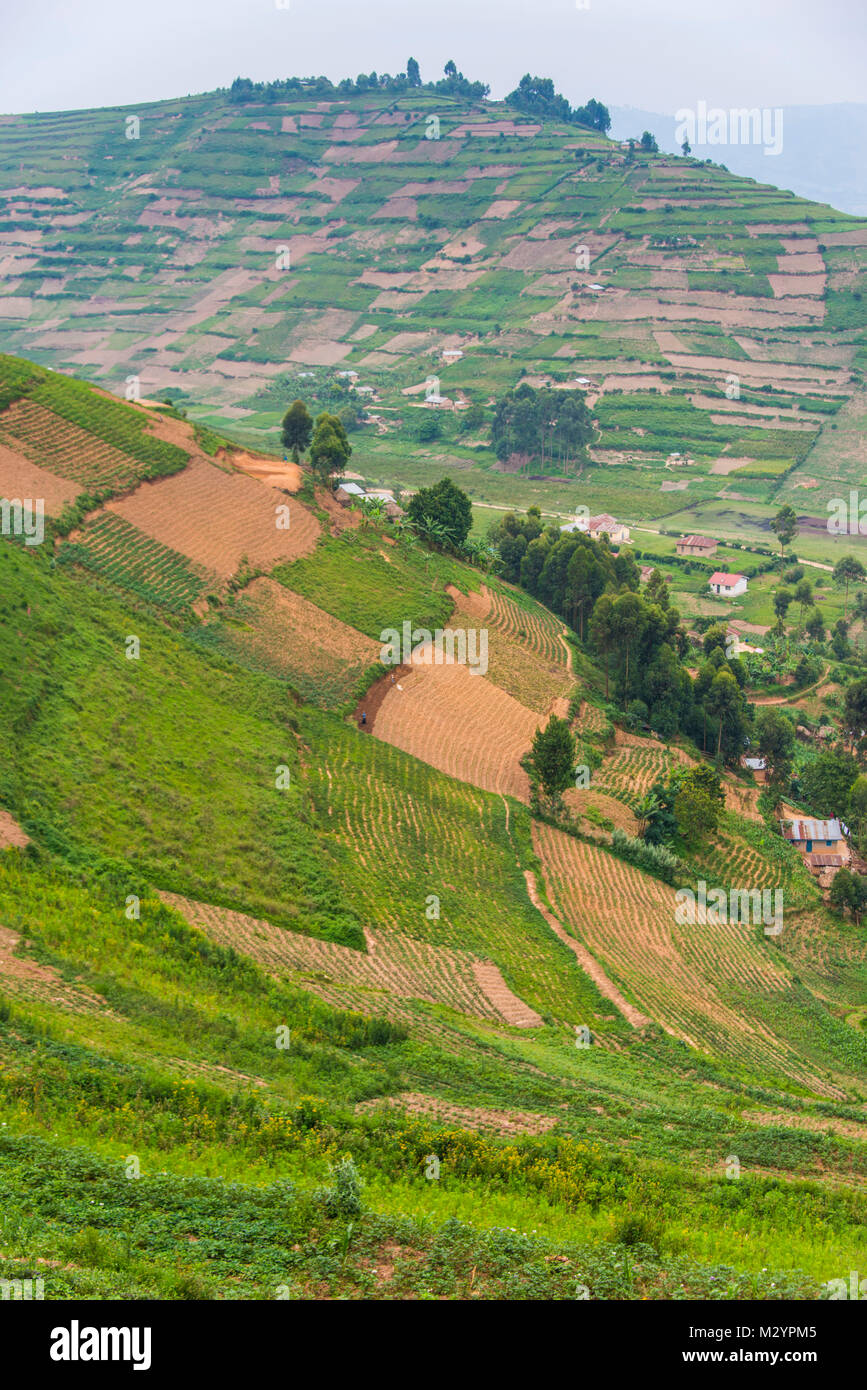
xmin=0 ymin=73 xmax=866 ymax=557
xmin=0 ymin=360 xmax=865 ymax=1300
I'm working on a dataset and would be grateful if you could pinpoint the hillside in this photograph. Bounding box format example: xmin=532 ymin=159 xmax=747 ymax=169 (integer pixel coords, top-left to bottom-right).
xmin=0 ymin=81 xmax=866 ymax=558
xmin=0 ymin=363 xmax=865 ymax=1300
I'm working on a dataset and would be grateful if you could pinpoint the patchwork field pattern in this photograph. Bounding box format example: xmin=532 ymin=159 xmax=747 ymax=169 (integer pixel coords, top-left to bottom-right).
xmin=533 ymin=822 xmax=850 ymax=1096
xmin=162 ymin=891 xmax=542 ymax=1029
xmin=306 ymin=722 xmax=610 ymax=1028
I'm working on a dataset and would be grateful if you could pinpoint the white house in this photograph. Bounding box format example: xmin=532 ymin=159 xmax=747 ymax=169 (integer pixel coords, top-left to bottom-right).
xmin=560 ymin=512 xmax=630 ymax=544
xmin=708 ymin=571 xmax=747 ymax=598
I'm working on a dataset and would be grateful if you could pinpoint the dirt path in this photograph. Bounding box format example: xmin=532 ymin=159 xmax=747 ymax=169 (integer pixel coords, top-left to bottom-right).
xmin=751 ymin=663 xmax=832 ymax=705
xmin=523 ymin=869 xmax=652 ymax=1028
xmin=558 ymin=631 xmax=574 ymax=673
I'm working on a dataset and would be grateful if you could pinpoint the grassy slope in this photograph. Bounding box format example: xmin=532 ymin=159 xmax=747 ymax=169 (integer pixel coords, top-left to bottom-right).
xmin=1 ymin=526 xmax=866 ymax=1296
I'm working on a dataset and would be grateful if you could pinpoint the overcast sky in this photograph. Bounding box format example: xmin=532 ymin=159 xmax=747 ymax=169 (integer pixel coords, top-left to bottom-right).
xmin=2 ymin=0 xmax=865 ymax=116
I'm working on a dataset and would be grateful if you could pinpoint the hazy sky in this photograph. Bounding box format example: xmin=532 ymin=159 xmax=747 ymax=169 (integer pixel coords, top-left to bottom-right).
xmin=2 ymin=0 xmax=865 ymax=116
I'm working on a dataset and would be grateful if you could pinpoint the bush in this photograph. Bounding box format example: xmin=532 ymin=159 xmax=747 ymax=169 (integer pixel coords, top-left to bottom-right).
xmin=611 ymin=829 xmax=685 ymax=884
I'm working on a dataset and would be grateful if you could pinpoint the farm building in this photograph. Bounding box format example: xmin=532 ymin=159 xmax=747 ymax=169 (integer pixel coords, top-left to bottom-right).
xmin=334 ymin=482 xmax=366 ymax=505
xmin=780 ymin=818 xmax=851 ymax=882
xmin=709 ymin=571 xmax=747 ymax=597
xmin=740 ymin=755 xmax=768 ymax=783
xmin=677 ymin=534 xmax=717 ymax=557
xmin=562 ymin=512 xmax=631 ymax=544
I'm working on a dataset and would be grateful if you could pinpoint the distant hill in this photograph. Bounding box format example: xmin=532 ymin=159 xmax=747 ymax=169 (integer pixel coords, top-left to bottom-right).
xmin=0 ymin=82 xmax=866 ymax=547
xmin=611 ymin=103 xmax=867 ymax=217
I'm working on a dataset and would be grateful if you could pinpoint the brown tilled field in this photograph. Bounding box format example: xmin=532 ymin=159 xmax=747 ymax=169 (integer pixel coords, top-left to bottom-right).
xmin=446 ymin=583 xmax=573 ymax=714
xmin=162 ymin=892 xmax=542 ymax=1029
xmin=355 ymin=1092 xmax=557 ymax=1136
xmin=0 ymin=441 xmax=79 ymax=514
xmin=105 ymin=456 xmax=320 ymax=579
xmin=532 ymin=822 xmax=842 ymax=1095
xmin=214 ymin=576 xmax=378 ymax=703
xmin=0 ymin=923 xmax=116 ymax=1015
xmin=0 ymin=398 xmax=144 ymax=492
xmin=371 ymin=645 xmax=542 ymax=801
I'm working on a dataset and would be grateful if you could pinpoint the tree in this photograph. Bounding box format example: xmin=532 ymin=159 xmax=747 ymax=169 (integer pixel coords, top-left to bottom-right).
xmin=848 ymin=775 xmax=867 ymax=852
xmin=589 ymin=593 xmax=616 ymax=700
xmin=843 ymin=677 xmax=867 ymax=758
xmin=773 ymin=587 xmax=794 ymax=629
xmin=634 ymin=792 xmax=661 ymax=839
xmin=706 ymin=667 xmax=743 ymax=761
xmin=832 ymin=555 xmax=866 ymax=623
xmin=801 ymin=748 xmax=859 ymax=814
xmin=640 ymin=130 xmax=659 ymax=153
xmin=770 ymin=505 xmax=798 ymax=560
xmin=406 ymin=476 xmax=472 ymax=548
xmin=754 ymin=708 xmax=795 ymax=789
xmin=529 ymin=715 xmax=575 ymax=807
xmin=829 ymin=868 xmax=867 ymax=924
xmin=681 ymin=138 xmax=691 ymax=157
xmin=672 ymin=763 xmax=724 ymax=842
xmin=308 ymin=411 xmax=351 ymax=487
xmin=444 ymin=59 xmax=458 ymax=78
xmin=281 ymin=400 xmax=313 ymax=462
xmin=794 ymin=578 xmax=813 ymax=634
xmin=610 ymin=591 xmax=646 ymax=706
xmin=831 ymin=619 xmax=851 ymax=661
xmin=806 ymin=607 xmax=826 ymax=643
xmin=406 ymin=56 xmax=421 ymax=87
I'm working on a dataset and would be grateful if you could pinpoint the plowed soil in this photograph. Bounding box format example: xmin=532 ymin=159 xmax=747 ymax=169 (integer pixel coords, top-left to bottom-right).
xmin=106 ymin=456 xmax=320 ymax=579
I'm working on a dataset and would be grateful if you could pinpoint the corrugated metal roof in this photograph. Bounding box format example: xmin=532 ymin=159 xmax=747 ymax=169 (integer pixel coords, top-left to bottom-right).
xmin=781 ymin=818 xmax=844 ymax=841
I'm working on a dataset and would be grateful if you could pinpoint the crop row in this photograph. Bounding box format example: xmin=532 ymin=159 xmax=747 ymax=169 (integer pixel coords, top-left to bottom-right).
xmin=62 ymin=512 xmax=212 ymax=611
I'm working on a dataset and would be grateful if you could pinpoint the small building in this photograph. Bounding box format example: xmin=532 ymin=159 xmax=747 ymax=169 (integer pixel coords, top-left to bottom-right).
xmin=639 ymin=565 xmax=655 ymax=584
xmin=384 ymin=501 xmax=405 ymax=521
xmin=740 ymin=755 xmax=767 ymax=783
xmin=559 ymin=512 xmax=630 ymax=544
xmin=780 ymin=818 xmax=851 ymax=880
xmin=365 ymin=489 xmax=396 ymax=503
xmin=677 ymin=534 xmax=717 ymax=557
xmin=708 ymin=571 xmax=747 ymax=598
xmin=442 ymin=348 xmax=463 ymax=362
xmin=334 ymin=481 xmax=366 ymax=506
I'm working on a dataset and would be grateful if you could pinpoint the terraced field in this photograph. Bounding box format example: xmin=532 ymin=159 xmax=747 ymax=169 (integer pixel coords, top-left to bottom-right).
xmin=162 ymin=891 xmax=542 ymax=1029
xmin=371 ymin=647 xmax=540 ymax=800
xmin=592 ymin=737 xmax=693 ymax=808
xmin=63 ymin=512 xmax=213 ymax=612
xmin=533 ymin=822 xmax=850 ymax=1096
xmin=355 ymin=1092 xmax=558 ymax=1136
xmin=488 ymin=586 xmax=570 ymax=668
xmin=306 ymin=720 xmax=610 ymax=1029
xmin=0 ymin=398 xmax=145 ymax=493
xmin=197 ymin=576 xmax=379 ymax=706
xmin=447 ymin=582 xmax=573 ymax=713
xmin=105 ymin=456 xmax=320 ymax=579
